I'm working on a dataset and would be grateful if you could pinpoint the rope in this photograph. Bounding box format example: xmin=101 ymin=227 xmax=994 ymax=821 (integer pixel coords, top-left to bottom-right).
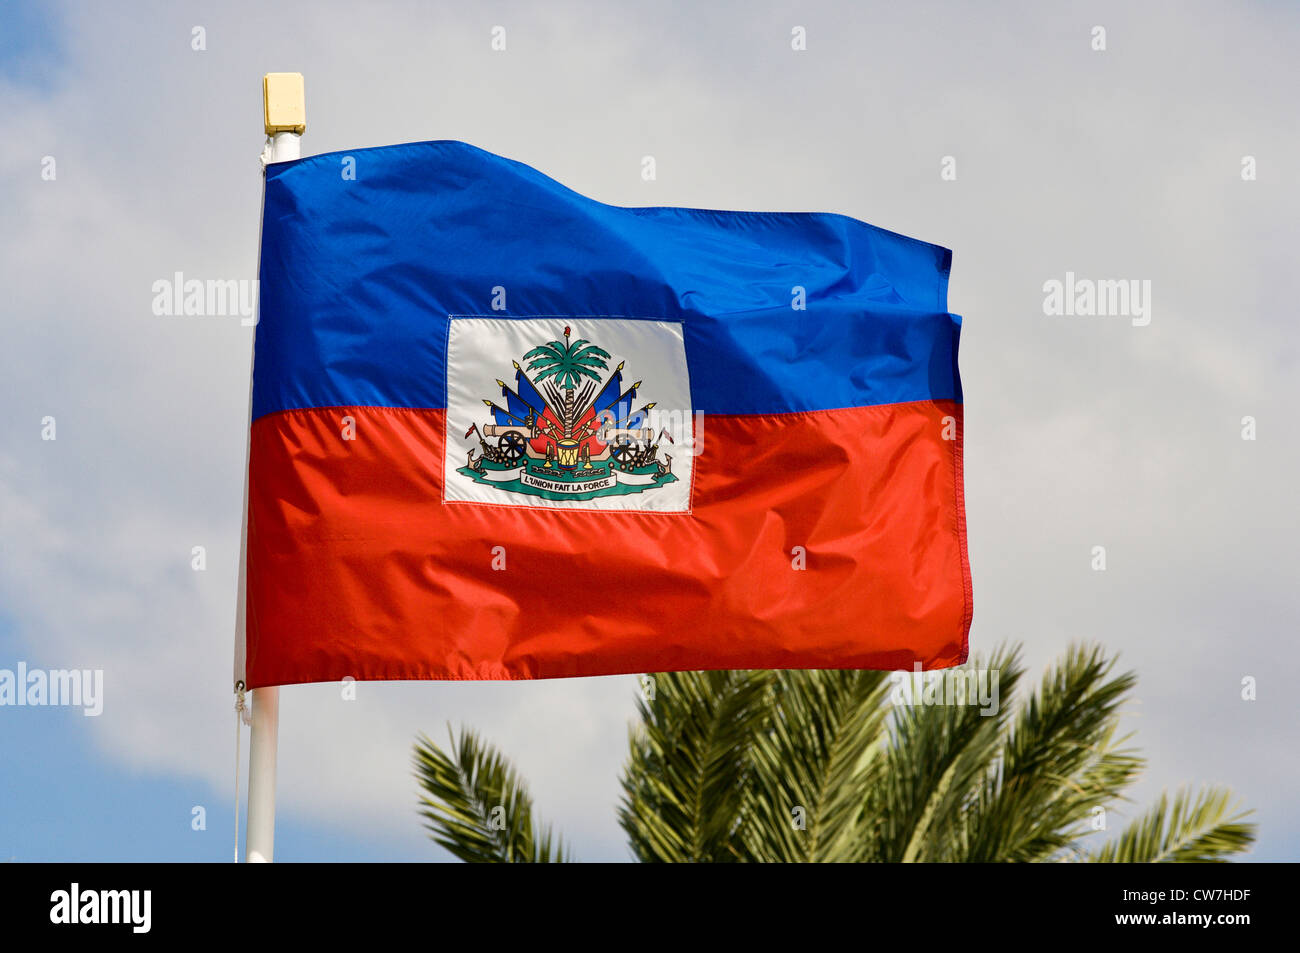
xmin=234 ymin=681 xmax=248 ymax=862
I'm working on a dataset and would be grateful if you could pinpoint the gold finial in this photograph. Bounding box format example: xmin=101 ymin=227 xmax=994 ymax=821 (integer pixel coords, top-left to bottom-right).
xmin=263 ymin=73 xmax=306 ymax=135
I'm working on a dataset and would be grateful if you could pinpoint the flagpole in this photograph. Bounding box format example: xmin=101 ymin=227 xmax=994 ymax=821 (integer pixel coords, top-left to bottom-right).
xmin=242 ymin=72 xmax=305 ymax=864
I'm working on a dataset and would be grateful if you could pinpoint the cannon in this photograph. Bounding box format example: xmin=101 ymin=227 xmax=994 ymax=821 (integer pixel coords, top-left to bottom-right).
xmin=599 ymin=426 xmax=655 ymax=465
xmin=482 ymin=422 xmax=535 ymax=464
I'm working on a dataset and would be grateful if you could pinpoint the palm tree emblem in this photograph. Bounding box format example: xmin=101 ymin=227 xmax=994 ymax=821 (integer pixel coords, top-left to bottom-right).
xmin=523 ymin=326 xmax=611 ymax=438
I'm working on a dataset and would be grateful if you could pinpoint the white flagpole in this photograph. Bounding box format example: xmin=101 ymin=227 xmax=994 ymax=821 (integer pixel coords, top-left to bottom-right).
xmin=242 ymin=73 xmax=305 ymax=864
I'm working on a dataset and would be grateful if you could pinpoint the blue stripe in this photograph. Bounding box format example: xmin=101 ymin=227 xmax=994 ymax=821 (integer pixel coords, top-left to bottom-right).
xmin=254 ymin=140 xmax=961 ymax=420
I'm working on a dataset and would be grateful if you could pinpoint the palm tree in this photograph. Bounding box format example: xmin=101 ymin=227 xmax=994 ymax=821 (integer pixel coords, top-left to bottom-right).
xmin=413 ymin=729 xmax=571 ymax=862
xmin=412 ymin=643 xmax=1255 ymax=862
xmin=524 ymin=327 xmax=610 ymax=437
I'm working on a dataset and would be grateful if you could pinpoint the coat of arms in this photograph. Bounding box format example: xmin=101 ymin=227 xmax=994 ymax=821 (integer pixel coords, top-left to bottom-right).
xmin=457 ymin=325 xmax=678 ymax=502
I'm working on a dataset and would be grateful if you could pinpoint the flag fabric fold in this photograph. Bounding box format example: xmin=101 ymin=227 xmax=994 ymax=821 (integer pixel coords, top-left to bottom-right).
xmin=242 ymin=140 xmax=970 ymax=687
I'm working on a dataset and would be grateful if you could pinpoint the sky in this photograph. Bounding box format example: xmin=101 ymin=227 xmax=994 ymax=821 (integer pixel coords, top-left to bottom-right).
xmin=0 ymin=0 xmax=1297 ymax=863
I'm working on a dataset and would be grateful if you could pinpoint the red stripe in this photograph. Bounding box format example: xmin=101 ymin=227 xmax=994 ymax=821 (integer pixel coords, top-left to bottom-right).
xmin=245 ymin=402 xmax=971 ymax=686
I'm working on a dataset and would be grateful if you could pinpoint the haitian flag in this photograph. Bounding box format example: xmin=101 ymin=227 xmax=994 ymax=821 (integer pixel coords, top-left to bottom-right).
xmin=240 ymin=140 xmax=971 ymax=688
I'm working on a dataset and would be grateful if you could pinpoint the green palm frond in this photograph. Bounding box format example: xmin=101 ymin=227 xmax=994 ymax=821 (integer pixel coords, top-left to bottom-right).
xmin=524 ymin=341 xmax=567 ymax=360
xmin=867 ymin=646 xmax=1024 ymax=862
xmin=957 ymin=644 xmax=1143 ymax=862
xmin=416 ymin=643 xmax=1257 ymax=864
xmin=413 ymin=728 xmax=569 ymax=863
xmin=1091 ymin=787 xmax=1255 ymax=863
xmin=619 ymin=670 xmax=774 ymax=862
xmin=745 ymin=670 xmax=891 ymax=862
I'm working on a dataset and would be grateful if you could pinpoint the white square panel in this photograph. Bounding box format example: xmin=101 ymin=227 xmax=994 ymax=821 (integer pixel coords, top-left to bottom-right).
xmin=444 ymin=316 xmax=694 ymax=513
